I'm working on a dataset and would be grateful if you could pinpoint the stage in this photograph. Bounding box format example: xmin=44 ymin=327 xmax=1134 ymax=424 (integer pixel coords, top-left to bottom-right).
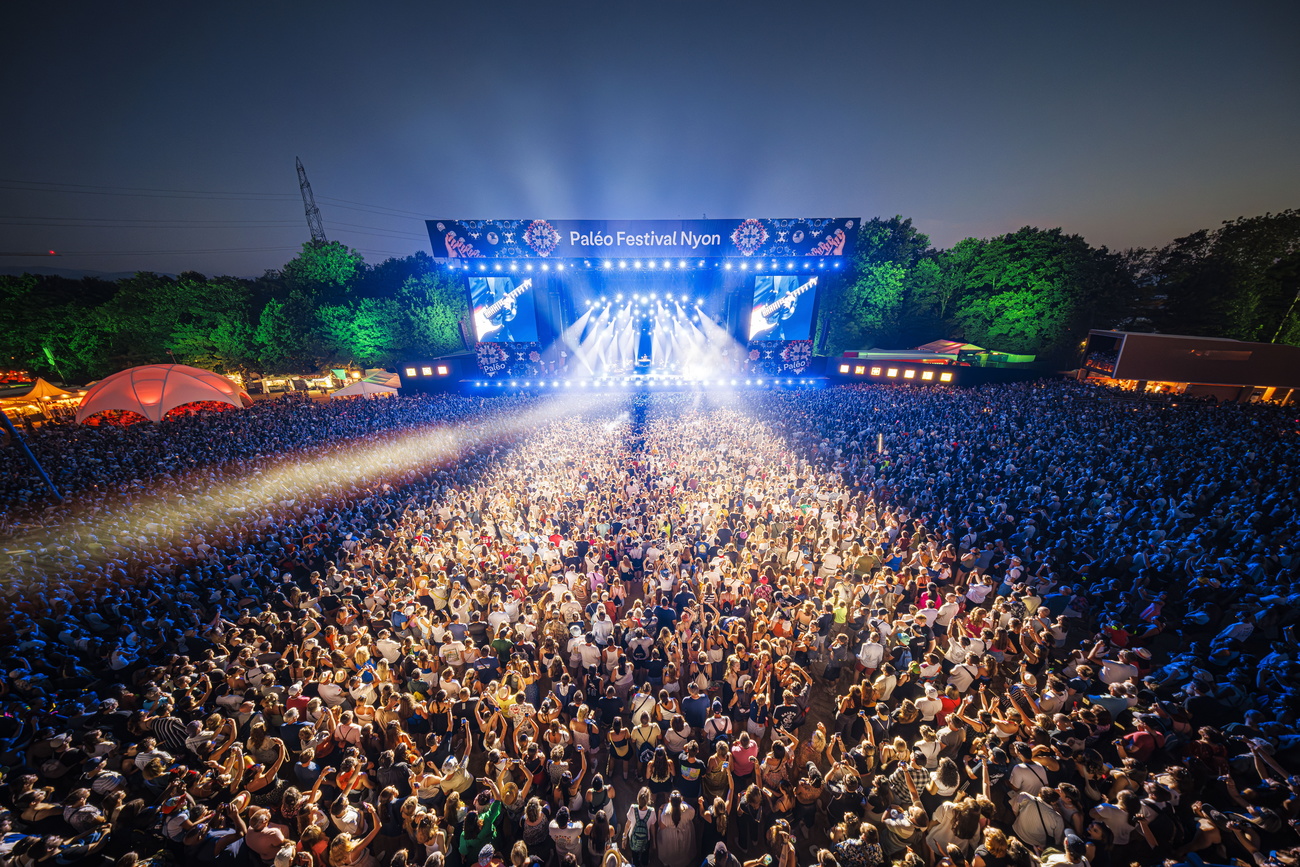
xmin=401 ymin=218 xmax=858 ymax=390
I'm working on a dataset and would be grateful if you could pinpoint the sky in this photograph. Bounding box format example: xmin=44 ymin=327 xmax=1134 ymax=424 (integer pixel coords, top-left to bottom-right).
xmin=1 ymin=0 xmax=1297 ymax=277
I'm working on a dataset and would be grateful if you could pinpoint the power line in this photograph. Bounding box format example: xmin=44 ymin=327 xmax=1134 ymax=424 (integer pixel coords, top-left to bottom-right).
xmin=0 ymin=178 xmax=297 ymax=199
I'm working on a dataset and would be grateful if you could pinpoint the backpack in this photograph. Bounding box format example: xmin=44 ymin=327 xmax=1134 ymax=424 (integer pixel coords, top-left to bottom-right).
xmin=628 ymin=807 xmax=651 ymax=853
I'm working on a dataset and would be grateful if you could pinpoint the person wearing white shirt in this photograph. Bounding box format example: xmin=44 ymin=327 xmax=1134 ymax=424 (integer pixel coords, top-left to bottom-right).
xmin=374 ymin=631 xmax=402 ymax=664
xmin=857 ymin=635 xmax=885 ymax=673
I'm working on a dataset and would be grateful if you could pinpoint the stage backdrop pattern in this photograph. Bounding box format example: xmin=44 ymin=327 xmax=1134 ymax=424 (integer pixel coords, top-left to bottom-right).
xmin=428 ymin=219 xmax=858 ymax=260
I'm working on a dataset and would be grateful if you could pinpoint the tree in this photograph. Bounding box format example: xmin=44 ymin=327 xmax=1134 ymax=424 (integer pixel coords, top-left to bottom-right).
xmin=316 ymin=297 xmax=406 ymax=368
xmin=819 ymin=216 xmax=933 ymax=353
xmin=279 ymin=241 xmax=364 ymax=303
xmin=949 ymin=227 xmax=1130 ymax=360
xmin=1153 ymin=210 xmax=1300 ymax=342
xmin=398 ymin=268 xmax=470 ymax=357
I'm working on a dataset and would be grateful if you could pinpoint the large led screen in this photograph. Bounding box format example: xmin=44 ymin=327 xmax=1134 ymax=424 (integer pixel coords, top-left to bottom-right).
xmin=748 ymin=275 xmax=818 ymax=341
xmin=469 ymin=277 xmax=539 ymax=343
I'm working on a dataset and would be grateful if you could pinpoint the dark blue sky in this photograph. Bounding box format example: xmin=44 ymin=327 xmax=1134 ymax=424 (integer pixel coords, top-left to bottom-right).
xmin=2 ymin=1 xmax=1297 ymax=276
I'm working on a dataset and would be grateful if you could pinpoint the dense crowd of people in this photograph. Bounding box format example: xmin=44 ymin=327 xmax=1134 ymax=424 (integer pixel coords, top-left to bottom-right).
xmin=1 ymin=381 xmax=1298 ymax=867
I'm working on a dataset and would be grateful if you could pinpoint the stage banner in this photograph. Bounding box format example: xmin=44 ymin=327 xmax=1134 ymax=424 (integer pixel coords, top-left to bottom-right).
xmin=476 ymin=342 xmax=542 ymax=377
xmin=428 ymin=218 xmax=857 ymax=260
xmin=747 ymin=341 xmax=814 ymax=375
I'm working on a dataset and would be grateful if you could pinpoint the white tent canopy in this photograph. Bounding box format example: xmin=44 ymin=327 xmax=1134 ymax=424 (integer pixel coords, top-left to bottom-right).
xmin=76 ymin=364 xmax=251 ymax=423
xmin=329 ymin=380 xmax=398 ymax=399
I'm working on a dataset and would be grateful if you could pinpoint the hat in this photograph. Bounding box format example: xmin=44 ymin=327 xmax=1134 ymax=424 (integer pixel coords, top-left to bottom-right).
xmin=1134 ymin=647 xmax=1152 ymax=660
xmin=1227 ymin=807 xmax=1283 ymax=833
xmin=925 ymin=684 xmax=939 ymax=697
xmin=478 ymin=844 xmax=496 ymax=866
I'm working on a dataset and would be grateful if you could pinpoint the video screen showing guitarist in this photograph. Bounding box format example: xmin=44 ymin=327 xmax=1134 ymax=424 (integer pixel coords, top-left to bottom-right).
xmin=748 ymin=275 xmax=818 ymax=341
xmin=469 ymin=277 xmax=539 ymax=343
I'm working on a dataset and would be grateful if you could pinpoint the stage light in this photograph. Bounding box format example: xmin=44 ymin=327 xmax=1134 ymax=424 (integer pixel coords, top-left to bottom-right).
xmin=698 ymin=260 xmax=704 ymax=267
xmin=579 ymin=381 xmax=587 ymax=387
xmin=634 ymin=261 xmax=642 ymax=269
xmin=436 ymin=365 xmax=448 ymax=376
xmin=619 ymin=260 xmax=627 ymax=269
xmin=510 ymin=381 xmax=518 ymax=387
xmin=838 ymin=364 xmax=850 ymax=374
xmin=586 ymin=299 xmax=593 ymax=306
xmin=603 ymin=261 xmax=611 ymax=269
xmin=405 ymin=367 xmax=417 ymax=377
xmin=557 ymin=263 xmax=564 ymax=271
xmin=740 ymin=262 xmax=748 ymax=270
xmin=478 ymin=264 xmax=487 ymax=271
xmin=648 ymin=260 xmax=657 ymax=269
xmin=510 ymin=263 xmax=518 ymax=271
xmin=940 ymin=372 xmax=954 ymax=382
xmin=886 ymin=368 xmax=899 ymax=378
xmin=835 ymin=261 xmax=842 ymax=268
xmin=680 ymin=295 xmax=688 ymax=303
xmin=756 ymin=261 xmax=764 ymax=271
xmin=494 ymin=263 xmax=502 ymax=271
xmin=616 ymin=293 xmax=624 ymax=301
xmin=421 ymin=366 xmax=434 ymax=376
xmin=756 ymin=379 xmax=764 ymax=385
xmin=787 ymin=261 xmax=793 ymax=269
xmin=903 ymin=369 xmax=916 ymax=379
xmin=818 ymin=262 xmax=825 ymax=269
xmin=541 ymin=263 xmax=549 ymax=271
xmin=725 ymin=262 xmax=733 ymax=270
xmin=803 ymin=262 xmax=811 ymax=269
xmin=678 ymin=260 xmax=687 ymax=269
xmin=854 ymin=366 xmax=866 ymax=375
xmin=524 ymin=381 xmax=531 ymax=387
xmin=730 ymin=379 xmax=738 ymax=386
xmin=869 ymin=367 xmax=881 ymax=376
xmin=921 ymin=371 xmax=934 ymax=381
xmin=746 ymin=379 xmax=752 ymax=386
xmin=525 ymin=263 xmax=533 ymax=271
xmin=650 ymin=292 xmax=658 ymax=300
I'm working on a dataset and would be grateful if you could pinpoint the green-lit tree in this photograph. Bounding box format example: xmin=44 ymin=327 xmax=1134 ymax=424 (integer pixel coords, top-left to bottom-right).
xmin=818 ymin=216 xmax=933 ymax=353
xmin=949 ymin=227 xmax=1132 ymax=360
xmin=279 ymin=241 xmax=364 ymax=303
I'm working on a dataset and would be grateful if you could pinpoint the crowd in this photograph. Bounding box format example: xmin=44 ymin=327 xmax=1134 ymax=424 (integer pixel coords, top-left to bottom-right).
xmin=1 ymin=381 xmax=1299 ymax=867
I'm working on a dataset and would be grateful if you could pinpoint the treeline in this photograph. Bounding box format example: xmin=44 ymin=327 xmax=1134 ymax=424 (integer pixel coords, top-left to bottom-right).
xmin=816 ymin=212 xmax=1300 ymax=362
xmin=0 ymin=245 xmax=468 ymax=381
xmin=3 ymin=211 xmax=1298 ymax=381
